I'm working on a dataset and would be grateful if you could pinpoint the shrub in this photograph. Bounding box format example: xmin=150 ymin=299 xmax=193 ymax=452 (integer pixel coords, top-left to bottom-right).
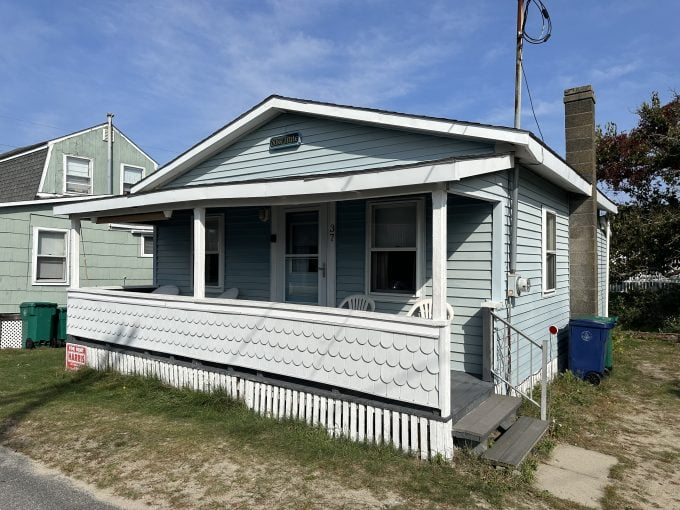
xmin=609 ymin=287 xmax=680 ymax=332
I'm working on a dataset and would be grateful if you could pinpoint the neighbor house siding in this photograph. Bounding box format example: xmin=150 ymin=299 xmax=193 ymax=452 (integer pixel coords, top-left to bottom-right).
xmin=0 ymin=204 xmax=153 ymax=313
xmin=42 ymin=127 xmax=156 ymax=195
xmin=597 ymin=224 xmax=607 ymax=316
xmin=165 ymin=113 xmax=495 ymax=188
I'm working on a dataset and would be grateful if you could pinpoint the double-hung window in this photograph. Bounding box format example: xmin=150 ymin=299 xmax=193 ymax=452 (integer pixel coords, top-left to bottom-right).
xmin=367 ymin=200 xmax=422 ymax=296
xmin=543 ymin=208 xmax=557 ymax=293
xmin=140 ymin=234 xmax=154 ymax=257
xmin=64 ymin=156 xmax=92 ymax=195
xmin=205 ymin=215 xmax=224 ymax=289
xmin=121 ymin=165 xmax=144 ymax=194
xmin=33 ymin=228 xmax=68 ymax=285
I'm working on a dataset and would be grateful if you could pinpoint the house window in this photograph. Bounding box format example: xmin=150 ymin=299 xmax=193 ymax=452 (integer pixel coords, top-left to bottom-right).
xmin=140 ymin=234 xmax=153 ymax=257
xmin=543 ymin=209 xmax=557 ymax=293
xmin=33 ymin=228 xmax=68 ymax=285
xmin=205 ymin=215 xmax=223 ymax=288
xmin=122 ymin=165 xmax=144 ymax=194
xmin=64 ymin=156 xmax=92 ymax=195
xmin=367 ymin=200 xmax=423 ymax=295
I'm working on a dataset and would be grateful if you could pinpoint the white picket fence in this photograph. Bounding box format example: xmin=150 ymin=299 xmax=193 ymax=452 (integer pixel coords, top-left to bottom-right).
xmin=78 ymin=343 xmax=454 ymax=460
xmin=610 ymin=279 xmax=680 ymax=293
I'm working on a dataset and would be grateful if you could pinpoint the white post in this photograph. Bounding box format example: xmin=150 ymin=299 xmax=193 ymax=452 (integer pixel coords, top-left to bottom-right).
xmin=541 ymin=337 xmax=549 ymax=421
xmin=193 ymin=207 xmax=206 ymax=299
xmin=432 ymin=186 xmax=450 ymax=419
xmin=605 ymin=218 xmax=611 ymax=316
xmin=69 ymin=217 xmax=81 ymax=289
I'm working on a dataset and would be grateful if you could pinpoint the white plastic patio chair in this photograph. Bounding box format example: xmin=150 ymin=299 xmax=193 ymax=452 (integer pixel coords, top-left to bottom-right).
xmin=338 ymin=294 xmax=376 ymax=312
xmin=151 ymin=285 xmax=180 ymax=295
xmin=407 ymin=298 xmax=454 ymax=322
xmin=217 ymin=287 xmax=239 ymax=299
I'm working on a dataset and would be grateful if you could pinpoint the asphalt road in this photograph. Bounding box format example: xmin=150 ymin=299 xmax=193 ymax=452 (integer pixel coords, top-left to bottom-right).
xmin=0 ymin=446 xmax=122 ymax=510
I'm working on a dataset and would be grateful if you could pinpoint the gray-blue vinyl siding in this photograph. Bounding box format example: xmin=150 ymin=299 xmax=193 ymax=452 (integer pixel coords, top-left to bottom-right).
xmin=597 ymin=224 xmax=607 ymax=316
xmin=335 ymin=195 xmax=493 ymax=375
xmin=154 ymin=211 xmax=193 ymax=295
xmin=165 ymin=113 xmax=494 ymax=188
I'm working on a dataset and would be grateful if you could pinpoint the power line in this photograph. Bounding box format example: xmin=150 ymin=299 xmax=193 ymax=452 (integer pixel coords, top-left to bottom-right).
xmin=521 ymin=65 xmax=545 ymax=141
xmin=522 ymin=0 xmax=552 ymax=45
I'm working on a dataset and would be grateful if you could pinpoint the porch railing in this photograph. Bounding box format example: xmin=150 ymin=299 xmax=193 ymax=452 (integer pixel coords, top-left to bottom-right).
xmin=482 ymin=307 xmax=549 ymax=421
xmin=67 ymin=288 xmax=447 ymax=411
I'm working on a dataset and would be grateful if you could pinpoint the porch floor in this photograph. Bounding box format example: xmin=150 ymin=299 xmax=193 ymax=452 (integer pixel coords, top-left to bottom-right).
xmin=450 ymin=371 xmax=494 ymax=423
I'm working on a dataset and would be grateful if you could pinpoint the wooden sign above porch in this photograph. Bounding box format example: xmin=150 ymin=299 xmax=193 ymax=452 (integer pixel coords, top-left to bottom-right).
xmin=270 ymin=132 xmax=302 ymax=150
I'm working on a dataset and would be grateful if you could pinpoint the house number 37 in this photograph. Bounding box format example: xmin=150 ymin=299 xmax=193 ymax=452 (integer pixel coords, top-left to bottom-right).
xmin=329 ymin=223 xmax=335 ymax=242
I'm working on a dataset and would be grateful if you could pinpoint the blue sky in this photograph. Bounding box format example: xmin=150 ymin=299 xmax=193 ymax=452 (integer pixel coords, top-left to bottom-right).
xmin=0 ymin=0 xmax=678 ymax=165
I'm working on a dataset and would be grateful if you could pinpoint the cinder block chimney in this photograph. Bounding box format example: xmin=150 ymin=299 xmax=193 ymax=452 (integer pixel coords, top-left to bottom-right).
xmin=564 ymin=85 xmax=599 ymax=316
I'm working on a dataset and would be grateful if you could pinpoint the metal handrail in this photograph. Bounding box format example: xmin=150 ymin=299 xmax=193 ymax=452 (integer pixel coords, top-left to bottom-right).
xmin=488 ymin=309 xmax=549 ymax=421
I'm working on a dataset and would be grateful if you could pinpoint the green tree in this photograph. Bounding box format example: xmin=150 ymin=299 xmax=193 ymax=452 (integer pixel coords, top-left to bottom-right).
xmin=597 ymin=92 xmax=680 ymax=280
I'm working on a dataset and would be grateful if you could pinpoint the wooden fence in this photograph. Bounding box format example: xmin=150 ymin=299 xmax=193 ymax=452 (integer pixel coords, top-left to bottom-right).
xmin=610 ymin=279 xmax=680 ymax=293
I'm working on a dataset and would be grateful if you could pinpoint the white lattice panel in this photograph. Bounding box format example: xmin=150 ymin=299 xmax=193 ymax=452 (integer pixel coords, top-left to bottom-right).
xmin=0 ymin=320 xmax=22 ymax=349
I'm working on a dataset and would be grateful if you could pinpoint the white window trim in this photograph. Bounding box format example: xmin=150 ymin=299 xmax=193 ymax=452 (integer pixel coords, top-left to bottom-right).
xmin=205 ymin=214 xmax=224 ymax=290
xmin=32 ymin=227 xmax=70 ymax=286
xmin=140 ymin=234 xmax=154 ymax=258
xmin=62 ymin=154 xmax=93 ymax=195
xmin=120 ymin=163 xmax=145 ymax=195
xmin=365 ymin=198 xmax=425 ymax=301
xmin=542 ymin=206 xmax=557 ymax=296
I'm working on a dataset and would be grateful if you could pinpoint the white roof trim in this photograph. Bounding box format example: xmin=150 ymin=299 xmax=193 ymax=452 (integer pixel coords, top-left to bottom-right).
xmin=132 ymin=96 xmax=592 ymax=196
xmin=0 ymin=195 xmax=111 ymax=210
xmin=597 ymin=191 xmax=618 ymax=214
xmin=0 ymin=144 xmax=48 ymax=164
xmin=54 ymin=154 xmax=513 ymax=217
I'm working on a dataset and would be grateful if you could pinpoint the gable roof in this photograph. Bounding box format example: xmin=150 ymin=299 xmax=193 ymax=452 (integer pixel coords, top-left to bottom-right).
xmin=0 ymin=147 xmax=49 ymax=203
xmin=132 ymin=95 xmax=592 ymax=196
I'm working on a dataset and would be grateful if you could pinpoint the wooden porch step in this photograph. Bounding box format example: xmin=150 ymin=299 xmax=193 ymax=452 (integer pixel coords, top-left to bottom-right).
xmin=482 ymin=416 xmax=549 ymax=467
xmin=451 ymin=395 xmax=522 ymax=442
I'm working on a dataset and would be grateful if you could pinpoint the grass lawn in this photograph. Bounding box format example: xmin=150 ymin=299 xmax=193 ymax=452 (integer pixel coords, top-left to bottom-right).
xmin=0 ymin=331 xmax=677 ymax=509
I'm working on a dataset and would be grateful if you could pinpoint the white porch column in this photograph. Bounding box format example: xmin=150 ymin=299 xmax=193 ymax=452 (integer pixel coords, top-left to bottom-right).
xmin=193 ymin=207 xmax=206 ymax=299
xmin=69 ymin=217 xmax=81 ymax=289
xmin=432 ymin=185 xmax=451 ymax=420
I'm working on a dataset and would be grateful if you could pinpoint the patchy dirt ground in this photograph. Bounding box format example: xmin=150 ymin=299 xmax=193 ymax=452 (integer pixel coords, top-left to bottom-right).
xmin=1 ymin=332 xmax=678 ymax=509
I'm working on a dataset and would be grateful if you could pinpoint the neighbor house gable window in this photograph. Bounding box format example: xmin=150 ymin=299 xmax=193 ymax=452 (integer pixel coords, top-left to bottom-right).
xmin=140 ymin=234 xmax=153 ymax=257
xmin=366 ymin=199 xmax=424 ymax=296
xmin=32 ymin=228 xmax=69 ymax=285
xmin=121 ymin=164 xmax=144 ymax=194
xmin=205 ymin=215 xmax=224 ymax=289
xmin=64 ymin=155 xmax=92 ymax=195
xmin=543 ymin=208 xmax=557 ymax=294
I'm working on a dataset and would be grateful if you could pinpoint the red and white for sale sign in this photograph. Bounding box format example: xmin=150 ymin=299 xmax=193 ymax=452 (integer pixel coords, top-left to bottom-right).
xmin=65 ymin=343 xmax=87 ymax=371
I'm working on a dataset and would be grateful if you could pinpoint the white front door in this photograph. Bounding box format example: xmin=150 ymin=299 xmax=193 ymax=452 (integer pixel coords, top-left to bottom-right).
xmin=273 ymin=205 xmax=329 ymax=305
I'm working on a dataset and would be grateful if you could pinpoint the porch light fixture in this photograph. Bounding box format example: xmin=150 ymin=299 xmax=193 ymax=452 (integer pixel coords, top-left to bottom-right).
xmin=258 ymin=207 xmax=270 ymax=223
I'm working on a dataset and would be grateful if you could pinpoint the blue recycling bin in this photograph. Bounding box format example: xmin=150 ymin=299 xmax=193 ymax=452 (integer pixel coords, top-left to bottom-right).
xmin=569 ymin=317 xmax=617 ymax=385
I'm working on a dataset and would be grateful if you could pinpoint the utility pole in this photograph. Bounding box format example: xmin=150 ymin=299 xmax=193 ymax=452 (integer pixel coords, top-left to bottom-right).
xmin=514 ymin=0 xmax=525 ymax=129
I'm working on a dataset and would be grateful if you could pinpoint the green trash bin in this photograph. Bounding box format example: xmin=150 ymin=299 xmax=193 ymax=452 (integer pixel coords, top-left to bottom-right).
xmin=19 ymin=302 xmax=58 ymax=349
xmin=55 ymin=306 xmax=68 ymax=346
xmin=574 ymin=315 xmax=618 ymax=373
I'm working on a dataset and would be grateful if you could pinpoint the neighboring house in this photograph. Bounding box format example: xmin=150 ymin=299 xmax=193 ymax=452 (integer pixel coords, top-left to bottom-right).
xmin=56 ymin=87 xmax=616 ymax=463
xmin=0 ymin=122 xmax=157 ymax=348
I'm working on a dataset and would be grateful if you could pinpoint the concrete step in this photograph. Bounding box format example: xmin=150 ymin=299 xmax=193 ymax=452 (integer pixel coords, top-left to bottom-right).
xmin=482 ymin=416 xmax=549 ymax=467
xmin=451 ymin=395 xmax=522 ymax=443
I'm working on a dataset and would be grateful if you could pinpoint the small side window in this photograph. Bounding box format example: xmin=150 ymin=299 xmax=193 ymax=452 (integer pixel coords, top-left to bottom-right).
xmin=33 ymin=228 xmax=69 ymax=285
xmin=140 ymin=234 xmax=154 ymax=257
xmin=122 ymin=165 xmax=144 ymax=194
xmin=543 ymin=209 xmax=557 ymax=293
xmin=65 ymin=156 xmax=92 ymax=195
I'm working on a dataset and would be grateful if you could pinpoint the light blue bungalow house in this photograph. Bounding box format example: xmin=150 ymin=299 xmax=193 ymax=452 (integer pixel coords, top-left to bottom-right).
xmin=0 ymin=120 xmax=157 ymax=348
xmin=55 ymin=86 xmax=616 ymax=464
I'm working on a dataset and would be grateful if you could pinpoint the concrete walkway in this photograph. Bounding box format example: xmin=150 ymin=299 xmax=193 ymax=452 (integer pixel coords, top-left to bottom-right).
xmin=0 ymin=446 xmax=145 ymax=510
xmin=535 ymin=444 xmax=618 ymax=509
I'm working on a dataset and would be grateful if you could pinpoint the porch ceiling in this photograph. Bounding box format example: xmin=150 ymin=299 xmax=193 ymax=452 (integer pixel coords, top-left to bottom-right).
xmin=53 ymin=153 xmax=513 ymax=218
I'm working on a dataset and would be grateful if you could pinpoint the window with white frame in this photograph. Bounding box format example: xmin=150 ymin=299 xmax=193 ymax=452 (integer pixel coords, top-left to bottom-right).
xmin=205 ymin=215 xmax=223 ymax=288
xmin=64 ymin=156 xmax=92 ymax=194
xmin=33 ymin=228 xmax=68 ymax=285
xmin=121 ymin=165 xmax=144 ymax=194
xmin=367 ymin=200 xmax=422 ymax=295
xmin=543 ymin=209 xmax=557 ymax=293
xmin=140 ymin=234 xmax=153 ymax=257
